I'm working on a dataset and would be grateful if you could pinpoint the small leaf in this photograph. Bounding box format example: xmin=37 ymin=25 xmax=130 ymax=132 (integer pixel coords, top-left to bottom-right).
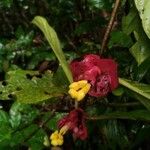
xmin=130 ymin=41 xmax=150 ymax=65
xmin=32 ymin=16 xmax=73 ymax=83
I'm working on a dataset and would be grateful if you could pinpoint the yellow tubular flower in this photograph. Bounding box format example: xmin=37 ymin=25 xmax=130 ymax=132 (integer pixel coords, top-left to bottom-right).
xmin=68 ymin=80 xmax=91 ymax=101
xmin=59 ymin=125 xmax=69 ymax=135
xmin=50 ymin=131 xmax=64 ymax=146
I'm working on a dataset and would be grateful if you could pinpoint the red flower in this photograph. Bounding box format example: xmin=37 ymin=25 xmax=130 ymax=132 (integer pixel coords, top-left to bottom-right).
xmin=70 ymin=54 xmax=118 ymax=97
xmin=58 ymin=108 xmax=88 ymax=140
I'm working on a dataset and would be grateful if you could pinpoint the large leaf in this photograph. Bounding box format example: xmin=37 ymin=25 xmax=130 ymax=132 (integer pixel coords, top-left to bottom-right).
xmin=122 ymin=7 xmax=150 ymax=65
xmin=134 ymin=0 xmax=150 ymax=39
xmin=32 ymin=16 xmax=73 ymax=83
xmin=119 ymin=78 xmax=150 ymax=110
xmin=0 ymin=69 xmax=66 ymax=103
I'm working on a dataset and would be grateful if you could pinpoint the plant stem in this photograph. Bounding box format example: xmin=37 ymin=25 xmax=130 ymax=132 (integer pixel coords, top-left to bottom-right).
xmin=99 ymin=102 xmax=141 ymax=107
xmin=101 ymin=0 xmax=120 ymax=53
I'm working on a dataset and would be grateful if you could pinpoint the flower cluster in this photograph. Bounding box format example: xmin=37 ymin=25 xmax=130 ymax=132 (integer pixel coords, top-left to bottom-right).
xmin=50 ymin=54 xmax=119 ymax=147
xmin=70 ymin=54 xmax=118 ymax=97
xmin=50 ymin=108 xmax=87 ymax=146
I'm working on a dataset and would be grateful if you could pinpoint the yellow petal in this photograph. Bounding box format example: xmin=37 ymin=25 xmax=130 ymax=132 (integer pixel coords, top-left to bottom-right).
xmin=69 ymin=80 xmax=88 ymax=90
xmin=81 ymin=83 xmax=91 ymax=94
xmin=68 ymin=89 xmax=78 ymax=99
xmin=76 ymin=91 xmax=85 ymax=101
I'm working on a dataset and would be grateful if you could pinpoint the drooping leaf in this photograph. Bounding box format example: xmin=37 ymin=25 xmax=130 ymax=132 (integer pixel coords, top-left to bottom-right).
xmin=134 ymin=0 xmax=150 ymax=39
xmin=119 ymin=78 xmax=150 ymax=110
xmin=0 ymin=69 xmax=66 ymax=103
xmin=119 ymin=78 xmax=150 ymax=100
xmin=32 ymin=16 xmax=73 ymax=83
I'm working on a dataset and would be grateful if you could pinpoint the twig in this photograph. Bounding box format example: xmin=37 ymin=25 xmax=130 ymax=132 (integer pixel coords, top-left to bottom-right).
xmin=101 ymin=0 xmax=120 ymax=53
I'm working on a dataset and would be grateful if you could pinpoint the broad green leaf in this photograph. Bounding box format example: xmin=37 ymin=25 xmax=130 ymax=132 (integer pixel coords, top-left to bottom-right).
xmin=32 ymin=16 xmax=73 ymax=83
xmin=0 ymin=69 xmax=66 ymax=103
xmin=119 ymin=78 xmax=150 ymax=110
xmin=135 ymin=0 xmax=150 ymax=38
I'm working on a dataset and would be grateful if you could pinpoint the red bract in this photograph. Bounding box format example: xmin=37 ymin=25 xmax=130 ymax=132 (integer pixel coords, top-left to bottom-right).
xmin=70 ymin=54 xmax=118 ymax=97
xmin=58 ymin=108 xmax=88 ymax=140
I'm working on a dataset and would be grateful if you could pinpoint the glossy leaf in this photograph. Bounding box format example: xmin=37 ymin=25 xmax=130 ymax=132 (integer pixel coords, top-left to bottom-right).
xmin=135 ymin=0 xmax=150 ymax=38
xmin=32 ymin=16 xmax=73 ymax=83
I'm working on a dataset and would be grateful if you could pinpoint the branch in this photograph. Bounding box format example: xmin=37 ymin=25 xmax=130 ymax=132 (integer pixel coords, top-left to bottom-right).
xmin=101 ymin=0 xmax=120 ymax=53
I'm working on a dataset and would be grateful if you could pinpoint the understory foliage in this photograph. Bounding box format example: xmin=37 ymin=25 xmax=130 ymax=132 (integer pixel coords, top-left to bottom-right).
xmin=0 ymin=0 xmax=150 ymax=150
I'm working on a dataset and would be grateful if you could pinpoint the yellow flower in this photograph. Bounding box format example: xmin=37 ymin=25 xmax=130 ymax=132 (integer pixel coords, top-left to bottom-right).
xmin=50 ymin=130 xmax=64 ymax=146
xmin=68 ymin=80 xmax=91 ymax=101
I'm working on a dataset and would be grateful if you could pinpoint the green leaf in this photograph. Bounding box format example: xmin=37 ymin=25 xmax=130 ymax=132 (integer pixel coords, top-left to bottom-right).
xmin=44 ymin=112 xmax=67 ymax=131
xmin=9 ymin=102 xmax=39 ymax=128
xmin=0 ymin=110 xmax=10 ymax=126
xmin=130 ymin=41 xmax=150 ymax=65
xmin=122 ymin=8 xmax=139 ymax=35
xmin=0 ymin=125 xmax=12 ymax=143
xmin=108 ymin=31 xmax=133 ymax=48
xmin=10 ymin=124 xmax=39 ymax=147
xmin=0 ymin=69 xmax=66 ymax=103
xmin=105 ymin=120 xmax=129 ymax=149
xmin=119 ymin=78 xmax=150 ymax=100
xmin=135 ymin=0 xmax=150 ymax=39
xmin=119 ymin=78 xmax=150 ymax=110
xmin=32 ymin=16 xmax=73 ymax=83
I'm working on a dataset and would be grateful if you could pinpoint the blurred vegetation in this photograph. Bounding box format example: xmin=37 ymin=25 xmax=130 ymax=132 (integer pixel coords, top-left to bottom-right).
xmin=0 ymin=0 xmax=150 ymax=150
